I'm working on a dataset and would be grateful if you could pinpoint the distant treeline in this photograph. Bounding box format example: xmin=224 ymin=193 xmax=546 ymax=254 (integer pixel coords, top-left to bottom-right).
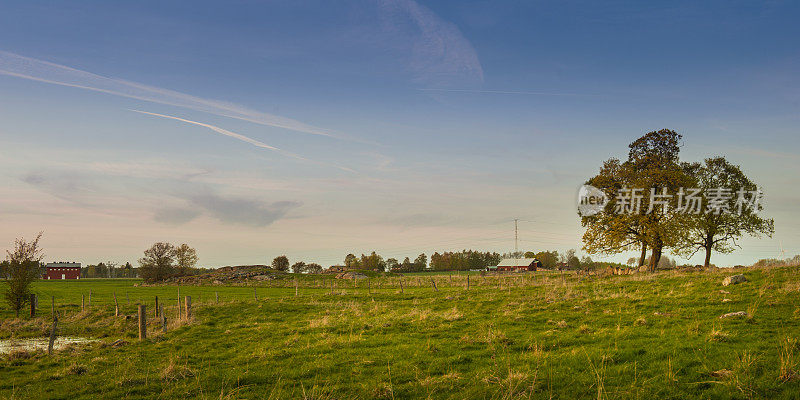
xmin=752 ymin=255 xmax=800 ymax=268
xmin=80 ymin=262 xmax=139 ymax=278
xmin=337 ymin=248 xmax=629 ymax=272
xmin=430 ymin=250 xmax=502 ymax=271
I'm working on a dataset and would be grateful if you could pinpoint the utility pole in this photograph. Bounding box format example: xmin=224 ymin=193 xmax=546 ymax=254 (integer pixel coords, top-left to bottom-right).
xmin=514 ymin=218 xmax=519 ymax=257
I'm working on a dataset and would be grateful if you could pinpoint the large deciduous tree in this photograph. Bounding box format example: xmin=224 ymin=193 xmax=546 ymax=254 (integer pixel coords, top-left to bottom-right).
xmin=675 ymin=157 xmax=774 ymax=268
xmin=139 ymin=242 xmax=176 ymax=282
xmin=582 ymin=129 xmax=691 ymax=271
xmin=3 ymin=233 xmax=44 ymax=317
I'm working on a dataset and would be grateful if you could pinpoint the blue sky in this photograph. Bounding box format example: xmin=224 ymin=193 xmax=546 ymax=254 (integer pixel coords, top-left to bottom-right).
xmin=1 ymin=0 xmax=798 ymax=267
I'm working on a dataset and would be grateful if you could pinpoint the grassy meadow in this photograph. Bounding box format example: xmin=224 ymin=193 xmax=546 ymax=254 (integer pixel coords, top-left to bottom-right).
xmin=2 ymin=266 xmax=800 ymax=399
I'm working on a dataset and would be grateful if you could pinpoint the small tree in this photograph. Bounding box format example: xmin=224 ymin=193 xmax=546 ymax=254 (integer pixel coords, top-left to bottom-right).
xmin=306 ymin=263 xmax=323 ymax=274
xmin=414 ymin=253 xmax=427 ymax=271
xmin=138 ymin=242 xmax=176 ymax=283
xmin=291 ymin=261 xmax=307 ymax=274
xmin=174 ymin=244 xmax=199 ymax=275
xmin=401 ymin=257 xmax=413 ymax=271
xmin=272 ymin=255 xmax=290 ymax=272
xmin=3 ymin=233 xmax=44 ymax=317
xmin=344 ymin=253 xmax=360 ymax=269
xmin=360 ymin=251 xmax=385 ymax=271
xmin=535 ymin=251 xmax=559 ymax=269
xmin=562 ymin=249 xmax=581 ymax=269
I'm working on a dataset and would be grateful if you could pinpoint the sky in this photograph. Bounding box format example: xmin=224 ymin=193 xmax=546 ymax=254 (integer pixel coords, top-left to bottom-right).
xmin=1 ymin=0 xmax=799 ymax=268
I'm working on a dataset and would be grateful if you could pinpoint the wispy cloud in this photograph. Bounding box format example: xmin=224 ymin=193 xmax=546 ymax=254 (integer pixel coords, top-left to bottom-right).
xmin=378 ymin=0 xmax=483 ymax=87
xmin=130 ymin=109 xmax=356 ymax=173
xmin=185 ymin=191 xmax=301 ymax=227
xmin=21 ymin=168 xmax=303 ymax=228
xmin=0 ymin=50 xmax=334 ymax=137
xmin=153 ymin=207 xmax=202 ymax=225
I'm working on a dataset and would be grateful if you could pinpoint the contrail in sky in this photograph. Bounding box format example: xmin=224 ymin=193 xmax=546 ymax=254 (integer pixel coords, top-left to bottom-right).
xmin=418 ymin=88 xmax=602 ymax=97
xmin=0 ymin=50 xmax=336 ymax=138
xmin=131 ymin=110 xmax=356 ymax=173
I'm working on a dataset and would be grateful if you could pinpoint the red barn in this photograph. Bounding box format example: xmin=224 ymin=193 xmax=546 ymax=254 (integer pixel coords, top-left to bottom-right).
xmin=44 ymin=262 xmax=82 ymax=280
xmin=495 ymin=258 xmax=541 ymax=272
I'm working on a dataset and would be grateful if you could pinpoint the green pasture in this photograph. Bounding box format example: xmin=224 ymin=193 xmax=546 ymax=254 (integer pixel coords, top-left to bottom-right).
xmin=1 ymin=267 xmax=799 ymax=399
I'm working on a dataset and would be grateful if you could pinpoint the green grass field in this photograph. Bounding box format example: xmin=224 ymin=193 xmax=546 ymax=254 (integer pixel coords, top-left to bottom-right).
xmin=2 ymin=267 xmax=799 ymax=399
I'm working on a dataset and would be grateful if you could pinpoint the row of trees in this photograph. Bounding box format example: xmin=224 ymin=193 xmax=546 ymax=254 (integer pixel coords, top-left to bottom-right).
xmin=752 ymin=255 xmax=800 ymax=268
xmin=582 ymin=129 xmax=774 ymax=270
xmin=81 ymin=262 xmax=139 ymax=278
xmin=269 ymin=256 xmax=324 ymax=274
xmin=430 ymin=250 xmax=502 ymax=271
xmin=139 ymin=243 xmax=200 ymax=283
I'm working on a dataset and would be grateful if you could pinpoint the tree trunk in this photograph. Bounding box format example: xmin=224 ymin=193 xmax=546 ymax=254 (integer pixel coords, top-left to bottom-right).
xmin=703 ymin=234 xmax=714 ymax=268
xmin=638 ymin=242 xmax=647 ymax=267
xmin=649 ymin=241 xmax=662 ymax=272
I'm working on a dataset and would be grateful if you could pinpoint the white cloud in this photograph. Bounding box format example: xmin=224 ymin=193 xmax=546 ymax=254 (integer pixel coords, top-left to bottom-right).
xmin=378 ymin=0 xmax=484 ymax=87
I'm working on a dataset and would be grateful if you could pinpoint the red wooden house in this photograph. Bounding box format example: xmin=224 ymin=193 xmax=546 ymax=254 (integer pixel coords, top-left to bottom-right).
xmin=44 ymin=262 xmax=82 ymax=280
xmin=495 ymin=258 xmax=541 ymax=272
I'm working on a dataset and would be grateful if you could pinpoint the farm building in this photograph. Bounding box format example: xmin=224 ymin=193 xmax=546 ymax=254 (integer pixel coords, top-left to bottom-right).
xmin=44 ymin=262 xmax=81 ymax=280
xmin=495 ymin=258 xmax=541 ymax=272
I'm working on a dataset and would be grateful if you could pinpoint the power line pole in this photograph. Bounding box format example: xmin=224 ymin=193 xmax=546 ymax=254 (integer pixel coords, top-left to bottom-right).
xmin=514 ymin=218 xmax=519 ymax=257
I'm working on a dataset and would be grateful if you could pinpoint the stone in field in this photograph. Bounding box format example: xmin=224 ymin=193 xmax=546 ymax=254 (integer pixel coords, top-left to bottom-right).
xmin=711 ymin=369 xmax=733 ymax=378
xmin=722 ymin=274 xmax=747 ymax=286
xmin=719 ymin=311 xmax=749 ymax=319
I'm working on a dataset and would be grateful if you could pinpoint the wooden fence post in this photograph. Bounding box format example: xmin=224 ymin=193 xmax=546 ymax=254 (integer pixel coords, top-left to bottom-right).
xmin=215 ymin=291 xmax=219 ymax=304
xmin=81 ymin=294 xmax=85 ymax=312
xmin=161 ymin=305 xmax=167 ymax=333
xmin=399 ymin=278 xmax=404 ymax=294
xmin=47 ymin=312 xmax=58 ymax=355
xmin=138 ymin=305 xmax=147 ymax=341
xmin=368 ymin=278 xmax=371 ymax=294
xmin=430 ymin=278 xmax=438 ymax=292
xmin=155 ymin=296 xmax=159 ymax=317
xmin=330 ymin=280 xmax=334 ymax=295
xmin=113 ymin=292 xmax=119 ymax=317
xmin=30 ymin=294 xmax=36 ymax=317
xmin=466 ymin=274 xmax=470 ymax=290
xmin=295 ymin=279 xmax=299 ymax=297
xmin=184 ymin=296 xmax=192 ymax=320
